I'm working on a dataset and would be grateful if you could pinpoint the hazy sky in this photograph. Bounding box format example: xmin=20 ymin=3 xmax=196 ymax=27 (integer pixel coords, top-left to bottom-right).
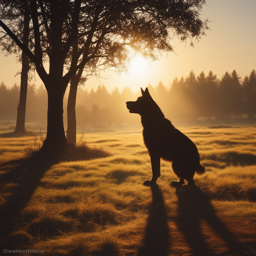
xmin=0 ymin=0 xmax=255 ymax=92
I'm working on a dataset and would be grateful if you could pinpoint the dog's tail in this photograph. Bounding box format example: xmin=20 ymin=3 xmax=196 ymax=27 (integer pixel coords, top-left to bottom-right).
xmin=196 ymin=163 xmax=205 ymax=174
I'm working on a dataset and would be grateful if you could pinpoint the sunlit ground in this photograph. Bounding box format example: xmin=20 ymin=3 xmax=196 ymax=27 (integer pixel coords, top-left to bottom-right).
xmin=0 ymin=124 xmax=256 ymax=255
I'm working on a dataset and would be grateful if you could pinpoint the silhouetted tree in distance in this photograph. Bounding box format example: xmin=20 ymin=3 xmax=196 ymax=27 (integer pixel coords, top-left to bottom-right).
xmin=242 ymin=70 xmax=256 ymax=119
xmin=231 ymin=70 xmax=243 ymax=118
xmin=196 ymin=71 xmax=208 ymax=117
xmin=0 ymin=82 xmax=19 ymax=120
xmin=205 ymin=71 xmax=220 ymax=118
xmin=218 ymin=71 xmax=242 ymax=119
xmin=0 ymin=0 xmax=208 ymax=154
xmin=2 ymin=69 xmax=256 ymax=130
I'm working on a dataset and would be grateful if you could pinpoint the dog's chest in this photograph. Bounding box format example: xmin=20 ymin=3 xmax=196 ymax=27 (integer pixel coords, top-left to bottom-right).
xmin=142 ymin=126 xmax=168 ymax=151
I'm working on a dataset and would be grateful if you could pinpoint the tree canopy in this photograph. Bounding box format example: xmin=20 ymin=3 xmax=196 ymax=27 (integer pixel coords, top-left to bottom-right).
xmin=1 ymin=0 xmax=208 ymax=82
xmin=0 ymin=0 xmax=208 ymax=152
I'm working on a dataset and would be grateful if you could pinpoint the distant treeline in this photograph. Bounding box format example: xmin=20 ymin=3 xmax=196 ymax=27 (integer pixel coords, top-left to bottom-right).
xmin=1 ymin=69 xmax=256 ymax=129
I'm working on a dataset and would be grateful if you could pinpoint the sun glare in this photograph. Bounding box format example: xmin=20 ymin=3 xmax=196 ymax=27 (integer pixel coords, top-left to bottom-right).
xmin=119 ymin=55 xmax=153 ymax=92
xmin=128 ymin=56 xmax=149 ymax=75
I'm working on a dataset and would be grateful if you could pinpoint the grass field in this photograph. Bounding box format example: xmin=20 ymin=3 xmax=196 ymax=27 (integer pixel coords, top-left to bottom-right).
xmin=0 ymin=124 xmax=256 ymax=255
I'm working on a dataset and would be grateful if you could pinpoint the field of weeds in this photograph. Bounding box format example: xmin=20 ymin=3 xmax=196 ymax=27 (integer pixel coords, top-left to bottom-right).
xmin=0 ymin=125 xmax=256 ymax=256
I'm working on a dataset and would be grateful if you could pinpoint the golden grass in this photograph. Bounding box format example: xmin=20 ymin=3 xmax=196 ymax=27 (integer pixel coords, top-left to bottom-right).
xmin=0 ymin=125 xmax=256 ymax=255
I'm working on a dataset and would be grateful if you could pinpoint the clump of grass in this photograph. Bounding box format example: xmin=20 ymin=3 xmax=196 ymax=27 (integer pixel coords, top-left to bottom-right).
xmin=62 ymin=198 xmax=130 ymax=227
xmin=64 ymin=142 xmax=112 ymax=162
xmin=201 ymin=149 xmax=256 ymax=169
xmin=106 ymin=167 xmax=145 ymax=184
xmin=23 ymin=135 xmax=46 ymax=158
xmin=196 ymin=165 xmax=256 ymax=201
xmin=6 ymin=230 xmax=34 ymax=247
xmin=92 ymin=236 xmax=121 ymax=256
xmin=108 ymin=156 xmax=144 ymax=165
xmin=40 ymin=177 xmax=104 ymax=189
xmin=22 ymin=132 xmax=112 ymax=163
xmin=34 ymin=231 xmax=123 ymax=256
xmin=27 ymin=215 xmax=77 ymax=239
xmin=215 ymin=201 xmax=256 ymax=218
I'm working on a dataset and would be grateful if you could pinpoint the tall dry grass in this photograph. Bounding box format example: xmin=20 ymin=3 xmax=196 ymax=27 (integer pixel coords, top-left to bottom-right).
xmin=0 ymin=125 xmax=256 ymax=255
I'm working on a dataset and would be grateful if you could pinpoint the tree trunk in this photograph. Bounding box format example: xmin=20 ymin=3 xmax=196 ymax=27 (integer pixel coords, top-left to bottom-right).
xmin=14 ymin=5 xmax=30 ymax=135
xmin=67 ymin=76 xmax=79 ymax=144
xmin=41 ymin=85 xmax=68 ymax=152
xmin=14 ymin=51 xmax=29 ymax=134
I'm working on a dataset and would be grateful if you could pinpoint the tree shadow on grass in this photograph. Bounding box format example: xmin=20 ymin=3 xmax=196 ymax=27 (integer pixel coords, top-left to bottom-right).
xmin=0 ymin=145 xmax=111 ymax=249
xmin=137 ymin=184 xmax=171 ymax=256
xmin=176 ymin=185 xmax=254 ymax=256
xmin=0 ymin=157 xmax=54 ymax=249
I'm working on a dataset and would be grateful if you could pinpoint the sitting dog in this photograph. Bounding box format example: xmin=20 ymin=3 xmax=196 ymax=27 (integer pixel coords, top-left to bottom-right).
xmin=126 ymin=87 xmax=205 ymax=186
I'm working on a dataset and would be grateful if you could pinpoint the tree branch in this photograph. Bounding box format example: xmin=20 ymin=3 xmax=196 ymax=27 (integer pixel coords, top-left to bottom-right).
xmin=62 ymin=0 xmax=81 ymax=58
xmin=63 ymin=6 xmax=101 ymax=84
xmin=29 ymin=0 xmax=43 ymax=65
xmin=38 ymin=0 xmax=51 ymax=39
xmin=0 ymin=19 xmax=36 ymax=63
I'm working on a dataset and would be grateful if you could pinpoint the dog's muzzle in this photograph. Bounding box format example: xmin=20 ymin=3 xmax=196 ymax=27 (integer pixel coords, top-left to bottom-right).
xmin=126 ymin=101 xmax=136 ymax=113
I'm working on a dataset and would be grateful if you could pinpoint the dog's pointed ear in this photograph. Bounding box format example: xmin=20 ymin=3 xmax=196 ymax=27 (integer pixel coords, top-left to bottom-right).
xmin=140 ymin=87 xmax=145 ymax=96
xmin=145 ymin=87 xmax=150 ymax=96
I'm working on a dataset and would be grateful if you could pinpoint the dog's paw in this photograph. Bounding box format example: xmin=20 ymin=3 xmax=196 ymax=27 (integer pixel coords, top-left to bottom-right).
xmin=143 ymin=180 xmax=156 ymax=186
xmin=170 ymin=181 xmax=183 ymax=188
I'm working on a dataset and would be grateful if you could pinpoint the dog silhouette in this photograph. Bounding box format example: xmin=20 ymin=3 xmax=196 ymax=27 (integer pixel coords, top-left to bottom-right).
xmin=126 ymin=87 xmax=205 ymax=186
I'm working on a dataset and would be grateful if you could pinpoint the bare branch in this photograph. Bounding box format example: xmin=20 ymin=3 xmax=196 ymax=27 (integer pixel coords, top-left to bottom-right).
xmin=29 ymin=0 xmax=43 ymax=65
xmin=0 ymin=19 xmax=36 ymax=62
xmin=62 ymin=0 xmax=81 ymax=58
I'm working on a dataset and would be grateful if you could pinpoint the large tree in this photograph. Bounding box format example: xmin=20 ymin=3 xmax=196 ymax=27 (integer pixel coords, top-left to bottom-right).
xmin=0 ymin=0 xmax=208 ymax=153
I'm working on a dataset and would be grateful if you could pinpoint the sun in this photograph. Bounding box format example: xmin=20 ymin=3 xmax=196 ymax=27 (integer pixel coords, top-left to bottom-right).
xmin=128 ymin=56 xmax=149 ymax=75
xmin=119 ymin=55 xmax=152 ymax=92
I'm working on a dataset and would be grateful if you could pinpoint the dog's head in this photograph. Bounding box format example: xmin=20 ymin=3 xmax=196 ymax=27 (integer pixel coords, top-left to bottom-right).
xmin=126 ymin=87 xmax=164 ymax=119
xmin=126 ymin=88 xmax=151 ymax=115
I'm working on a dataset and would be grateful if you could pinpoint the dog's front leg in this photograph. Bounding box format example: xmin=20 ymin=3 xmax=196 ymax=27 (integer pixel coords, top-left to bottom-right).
xmin=143 ymin=154 xmax=160 ymax=186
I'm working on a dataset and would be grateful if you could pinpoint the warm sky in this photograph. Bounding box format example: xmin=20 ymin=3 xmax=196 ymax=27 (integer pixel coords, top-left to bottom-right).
xmin=0 ymin=0 xmax=255 ymax=92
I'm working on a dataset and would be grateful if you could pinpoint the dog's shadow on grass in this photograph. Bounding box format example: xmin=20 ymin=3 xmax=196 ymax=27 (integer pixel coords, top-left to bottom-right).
xmin=176 ymin=185 xmax=253 ymax=256
xmin=137 ymin=184 xmax=171 ymax=256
